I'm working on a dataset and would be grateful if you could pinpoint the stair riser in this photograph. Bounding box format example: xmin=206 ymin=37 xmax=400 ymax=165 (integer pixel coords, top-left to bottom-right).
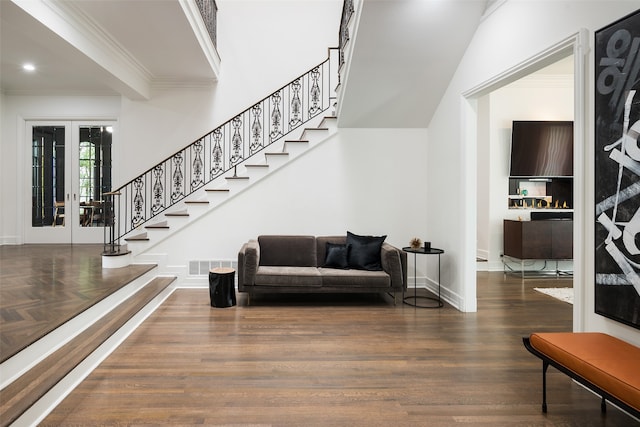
xmin=12 ymin=281 xmax=176 ymax=427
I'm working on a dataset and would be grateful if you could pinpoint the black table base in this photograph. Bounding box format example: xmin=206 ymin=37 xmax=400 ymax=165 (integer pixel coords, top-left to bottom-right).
xmin=403 ymin=294 xmax=444 ymax=309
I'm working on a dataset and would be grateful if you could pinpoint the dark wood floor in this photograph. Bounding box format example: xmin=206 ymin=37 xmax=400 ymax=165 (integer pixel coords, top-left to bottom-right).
xmin=37 ymin=271 xmax=636 ymax=426
xmin=0 ymin=244 xmax=155 ymax=362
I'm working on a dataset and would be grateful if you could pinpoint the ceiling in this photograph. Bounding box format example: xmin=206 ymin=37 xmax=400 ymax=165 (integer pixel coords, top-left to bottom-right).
xmin=337 ymin=0 xmax=489 ymax=127
xmin=0 ymin=0 xmax=218 ymax=99
xmin=1 ymin=0 xmax=572 ymax=127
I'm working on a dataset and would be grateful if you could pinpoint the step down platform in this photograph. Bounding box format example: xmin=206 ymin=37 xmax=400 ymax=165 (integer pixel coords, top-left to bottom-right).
xmin=0 ymin=275 xmax=176 ymax=427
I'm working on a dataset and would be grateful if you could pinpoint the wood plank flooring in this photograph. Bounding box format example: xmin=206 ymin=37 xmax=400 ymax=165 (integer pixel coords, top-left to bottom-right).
xmin=42 ymin=273 xmax=637 ymax=426
xmin=1 ymin=276 xmax=176 ymax=427
xmin=0 ymin=244 xmax=156 ymax=362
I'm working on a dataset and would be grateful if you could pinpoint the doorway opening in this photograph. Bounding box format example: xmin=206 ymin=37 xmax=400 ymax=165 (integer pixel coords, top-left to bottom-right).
xmin=462 ymin=31 xmax=587 ymax=326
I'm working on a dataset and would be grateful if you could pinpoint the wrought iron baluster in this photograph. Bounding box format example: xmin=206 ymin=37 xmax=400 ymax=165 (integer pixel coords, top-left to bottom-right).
xmin=230 ymin=116 xmax=244 ymax=165
xmin=309 ymin=67 xmax=322 ymax=116
xmin=191 ymin=139 xmax=204 ymax=191
xmin=132 ymin=177 xmax=145 ymax=228
xmin=211 ymin=128 xmax=224 ymax=177
xmin=250 ymin=104 xmax=263 ymax=154
xmin=289 ymin=78 xmax=303 ymax=130
xmin=171 ymin=152 xmax=185 ymax=203
xmin=151 ymin=165 xmax=164 ymax=215
xmin=270 ymin=91 xmax=283 ymax=142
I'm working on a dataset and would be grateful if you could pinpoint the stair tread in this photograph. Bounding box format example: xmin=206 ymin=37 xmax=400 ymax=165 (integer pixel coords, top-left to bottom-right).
xmin=226 ymin=176 xmax=250 ymax=180
xmin=0 ymin=276 xmax=175 ymax=427
xmin=165 ymin=209 xmax=188 ymax=217
xmin=185 ymin=200 xmax=210 ymax=204
xmin=124 ymin=232 xmax=148 ymax=242
xmin=145 ymin=220 xmax=169 ymax=229
xmin=205 ymin=189 xmax=231 ymax=192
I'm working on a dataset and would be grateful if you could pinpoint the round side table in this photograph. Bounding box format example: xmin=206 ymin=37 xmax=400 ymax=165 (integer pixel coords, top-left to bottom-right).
xmin=402 ymin=247 xmax=444 ymax=308
xmin=208 ymin=267 xmax=237 ymax=308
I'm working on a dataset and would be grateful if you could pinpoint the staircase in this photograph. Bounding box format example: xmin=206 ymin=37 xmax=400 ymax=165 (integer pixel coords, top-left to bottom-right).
xmin=103 ymin=50 xmax=342 ymax=268
xmin=120 ymin=115 xmax=338 ymax=260
xmin=101 ymin=0 xmax=360 ymax=269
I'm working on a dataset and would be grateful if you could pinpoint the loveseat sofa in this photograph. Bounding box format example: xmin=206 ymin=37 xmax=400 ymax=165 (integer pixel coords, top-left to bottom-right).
xmin=237 ymin=233 xmax=407 ymax=303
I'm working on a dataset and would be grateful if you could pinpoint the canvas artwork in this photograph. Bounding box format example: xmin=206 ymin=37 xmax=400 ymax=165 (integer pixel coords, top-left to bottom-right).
xmin=594 ymin=9 xmax=640 ymax=329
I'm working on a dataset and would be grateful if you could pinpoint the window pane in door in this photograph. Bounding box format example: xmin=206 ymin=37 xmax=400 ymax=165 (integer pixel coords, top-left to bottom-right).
xmin=78 ymin=126 xmax=112 ymax=227
xmin=32 ymin=126 xmax=65 ymax=227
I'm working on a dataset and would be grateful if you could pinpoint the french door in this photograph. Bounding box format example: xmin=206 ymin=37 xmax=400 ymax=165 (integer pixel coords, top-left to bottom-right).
xmin=25 ymin=121 xmax=115 ymax=244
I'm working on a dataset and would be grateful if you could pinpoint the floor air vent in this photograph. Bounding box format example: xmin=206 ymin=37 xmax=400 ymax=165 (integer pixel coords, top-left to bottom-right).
xmin=189 ymin=260 xmax=238 ymax=276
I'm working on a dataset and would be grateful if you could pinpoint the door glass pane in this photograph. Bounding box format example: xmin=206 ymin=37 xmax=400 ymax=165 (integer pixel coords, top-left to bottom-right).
xmin=78 ymin=126 xmax=112 ymax=227
xmin=32 ymin=126 xmax=65 ymax=227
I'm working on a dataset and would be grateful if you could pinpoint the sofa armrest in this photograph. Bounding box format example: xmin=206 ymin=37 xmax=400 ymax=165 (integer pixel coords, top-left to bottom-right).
xmin=238 ymin=239 xmax=260 ymax=290
xmin=381 ymin=243 xmax=406 ymax=291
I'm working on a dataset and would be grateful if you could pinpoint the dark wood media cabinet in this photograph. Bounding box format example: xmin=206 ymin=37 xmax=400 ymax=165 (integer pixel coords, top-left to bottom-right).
xmin=503 ymin=219 xmax=573 ymax=277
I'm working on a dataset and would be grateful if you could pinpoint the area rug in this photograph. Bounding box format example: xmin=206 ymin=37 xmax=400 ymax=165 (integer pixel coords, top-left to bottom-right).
xmin=534 ymin=287 xmax=573 ymax=305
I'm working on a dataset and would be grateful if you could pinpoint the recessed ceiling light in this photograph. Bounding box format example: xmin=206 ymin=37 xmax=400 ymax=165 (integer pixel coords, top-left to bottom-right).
xmin=22 ymin=63 xmax=36 ymax=72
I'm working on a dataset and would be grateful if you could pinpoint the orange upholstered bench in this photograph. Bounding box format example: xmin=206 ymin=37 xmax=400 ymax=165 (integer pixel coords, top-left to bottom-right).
xmin=523 ymin=332 xmax=640 ymax=419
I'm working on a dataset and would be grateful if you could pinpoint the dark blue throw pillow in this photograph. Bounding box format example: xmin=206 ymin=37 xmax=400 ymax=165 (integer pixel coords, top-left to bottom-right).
xmin=323 ymin=242 xmax=351 ymax=269
xmin=346 ymin=231 xmax=386 ymax=271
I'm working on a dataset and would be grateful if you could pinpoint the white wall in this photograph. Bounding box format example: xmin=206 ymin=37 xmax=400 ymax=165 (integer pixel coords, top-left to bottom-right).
xmin=428 ymin=1 xmax=640 ymax=343
xmin=480 ymin=74 xmax=574 ymax=271
xmin=149 ymin=128 xmax=433 ymax=296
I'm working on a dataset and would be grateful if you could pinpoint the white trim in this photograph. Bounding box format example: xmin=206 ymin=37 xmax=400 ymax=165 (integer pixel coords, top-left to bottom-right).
xmin=572 ymin=28 xmax=589 ymax=333
xmin=462 ymin=33 xmax=578 ymax=98
xmin=463 ymin=32 xmax=585 ymax=319
xmin=178 ymin=0 xmax=221 ymax=81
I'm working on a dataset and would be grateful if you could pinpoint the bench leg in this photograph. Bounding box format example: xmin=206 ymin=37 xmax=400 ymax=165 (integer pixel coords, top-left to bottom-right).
xmin=542 ymin=361 xmax=549 ymax=413
xmin=601 ymin=396 xmax=607 ymax=413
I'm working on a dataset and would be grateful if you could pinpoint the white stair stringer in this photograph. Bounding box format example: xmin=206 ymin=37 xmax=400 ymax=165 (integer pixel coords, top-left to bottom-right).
xmin=123 ymin=115 xmax=338 ymax=261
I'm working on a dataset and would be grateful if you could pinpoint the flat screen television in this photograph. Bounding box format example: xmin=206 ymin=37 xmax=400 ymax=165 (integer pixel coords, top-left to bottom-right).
xmin=509 ymin=120 xmax=573 ymax=177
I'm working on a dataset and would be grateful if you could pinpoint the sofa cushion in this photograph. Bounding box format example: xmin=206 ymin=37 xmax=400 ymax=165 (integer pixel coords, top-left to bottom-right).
xmin=316 ymin=236 xmax=347 ymax=266
xmin=323 ymin=243 xmax=351 ymax=269
xmin=255 ymin=266 xmax=322 ymax=287
xmin=346 ymin=231 xmax=386 ymax=271
xmin=318 ymin=268 xmax=390 ymax=288
xmin=258 ymin=235 xmax=317 ymax=267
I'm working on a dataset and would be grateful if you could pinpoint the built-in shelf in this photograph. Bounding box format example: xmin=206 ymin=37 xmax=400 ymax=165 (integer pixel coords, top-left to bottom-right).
xmin=508 ymin=177 xmax=572 ymax=210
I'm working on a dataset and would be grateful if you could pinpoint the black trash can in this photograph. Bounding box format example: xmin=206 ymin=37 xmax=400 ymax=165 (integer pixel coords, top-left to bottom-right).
xmin=208 ymin=267 xmax=237 ymax=308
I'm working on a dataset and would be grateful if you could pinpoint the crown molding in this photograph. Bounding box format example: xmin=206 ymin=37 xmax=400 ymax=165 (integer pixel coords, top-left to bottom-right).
xmin=12 ymin=0 xmax=153 ymax=99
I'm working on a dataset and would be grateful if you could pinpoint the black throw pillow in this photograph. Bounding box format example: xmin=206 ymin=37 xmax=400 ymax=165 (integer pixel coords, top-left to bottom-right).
xmin=346 ymin=231 xmax=386 ymax=271
xmin=323 ymin=243 xmax=351 ymax=269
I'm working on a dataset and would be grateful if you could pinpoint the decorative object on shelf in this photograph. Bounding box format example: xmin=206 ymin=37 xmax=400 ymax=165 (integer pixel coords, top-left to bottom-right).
xmin=594 ymin=9 xmax=640 ymax=330
xmin=409 ymin=237 xmax=422 ymax=249
xmin=424 ymin=241 xmax=431 ymax=251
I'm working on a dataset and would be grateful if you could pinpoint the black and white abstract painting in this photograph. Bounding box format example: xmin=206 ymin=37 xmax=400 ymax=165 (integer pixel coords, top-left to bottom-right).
xmin=594 ymin=9 xmax=640 ymax=329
